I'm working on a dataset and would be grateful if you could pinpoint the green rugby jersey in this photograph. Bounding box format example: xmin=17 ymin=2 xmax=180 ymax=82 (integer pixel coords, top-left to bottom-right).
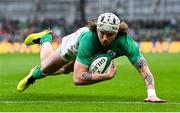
xmin=77 ymin=31 xmax=142 ymax=66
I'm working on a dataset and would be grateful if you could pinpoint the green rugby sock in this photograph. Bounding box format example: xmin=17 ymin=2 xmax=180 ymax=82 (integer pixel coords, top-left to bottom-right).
xmin=40 ymin=34 xmax=52 ymax=45
xmin=32 ymin=66 xmax=45 ymax=79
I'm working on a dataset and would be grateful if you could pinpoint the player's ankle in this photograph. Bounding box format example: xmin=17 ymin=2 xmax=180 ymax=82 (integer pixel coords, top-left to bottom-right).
xmin=32 ymin=66 xmax=46 ymax=79
xmin=40 ymin=34 xmax=52 ymax=45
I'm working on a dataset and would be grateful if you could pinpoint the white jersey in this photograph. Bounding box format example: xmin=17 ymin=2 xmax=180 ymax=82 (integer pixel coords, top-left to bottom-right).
xmin=60 ymin=27 xmax=90 ymax=62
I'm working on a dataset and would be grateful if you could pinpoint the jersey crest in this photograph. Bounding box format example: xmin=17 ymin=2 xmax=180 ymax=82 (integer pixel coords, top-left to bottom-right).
xmin=107 ymin=50 xmax=116 ymax=58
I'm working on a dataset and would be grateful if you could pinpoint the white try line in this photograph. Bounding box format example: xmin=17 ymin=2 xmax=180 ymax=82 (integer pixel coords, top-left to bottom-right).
xmin=0 ymin=100 xmax=180 ymax=105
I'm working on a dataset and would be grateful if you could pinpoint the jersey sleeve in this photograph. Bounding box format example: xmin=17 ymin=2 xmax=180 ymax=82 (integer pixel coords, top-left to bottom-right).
xmin=124 ymin=34 xmax=143 ymax=64
xmin=76 ymin=33 xmax=93 ymax=67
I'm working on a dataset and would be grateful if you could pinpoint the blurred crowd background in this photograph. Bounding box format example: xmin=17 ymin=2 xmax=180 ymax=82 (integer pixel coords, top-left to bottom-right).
xmin=0 ymin=0 xmax=180 ymax=53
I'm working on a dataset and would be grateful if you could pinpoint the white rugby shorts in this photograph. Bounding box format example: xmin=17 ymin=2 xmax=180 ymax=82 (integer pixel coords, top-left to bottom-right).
xmin=59 ymin=27 xmax=89 ymax=62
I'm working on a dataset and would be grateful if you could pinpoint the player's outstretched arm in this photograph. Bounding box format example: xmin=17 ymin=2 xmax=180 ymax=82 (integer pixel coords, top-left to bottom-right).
xmin=73 ymin=61 xmax=116 ymax=85
xmin=134 ymin=57 xmax=166 ymax=103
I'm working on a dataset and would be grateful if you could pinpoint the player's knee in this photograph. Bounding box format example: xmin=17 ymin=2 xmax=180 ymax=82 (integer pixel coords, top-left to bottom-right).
xmin=57 ymin=67 xmax=72 ymax=74
xmin=63 ymin=68 xmax=72 ymax=74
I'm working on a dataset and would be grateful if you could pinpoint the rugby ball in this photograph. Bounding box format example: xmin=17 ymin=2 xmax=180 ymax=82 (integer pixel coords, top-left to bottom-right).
xmin=89 ymin=54 xmax=112 ymax=74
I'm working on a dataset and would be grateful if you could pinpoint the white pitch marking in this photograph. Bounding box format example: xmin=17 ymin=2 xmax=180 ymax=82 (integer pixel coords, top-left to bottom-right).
xmin=0 ymin=100 xmax=180 ymax=105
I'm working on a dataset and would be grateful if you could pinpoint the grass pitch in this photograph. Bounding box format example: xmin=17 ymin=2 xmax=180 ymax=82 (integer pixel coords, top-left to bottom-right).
xmin=0 ymin=53 xmax=180 ymax=112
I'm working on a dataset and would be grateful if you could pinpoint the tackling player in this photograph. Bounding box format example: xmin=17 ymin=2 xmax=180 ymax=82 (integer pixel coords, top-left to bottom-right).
xmin=17 ymin=13 xmax=166 ymax=103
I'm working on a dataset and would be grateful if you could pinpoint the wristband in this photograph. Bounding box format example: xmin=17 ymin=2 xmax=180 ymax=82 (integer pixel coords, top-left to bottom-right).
xmin=147 ymin=89 xmax=156 ymax=97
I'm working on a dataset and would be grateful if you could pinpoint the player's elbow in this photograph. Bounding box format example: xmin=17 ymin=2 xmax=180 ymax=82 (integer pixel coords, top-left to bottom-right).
xmin=73 ymin=75 xmax=82 ymax=85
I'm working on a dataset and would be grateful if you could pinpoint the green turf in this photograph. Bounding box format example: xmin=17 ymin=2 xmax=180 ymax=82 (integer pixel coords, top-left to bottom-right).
xmin=0 ymin=53 xmax=180 ymax=111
